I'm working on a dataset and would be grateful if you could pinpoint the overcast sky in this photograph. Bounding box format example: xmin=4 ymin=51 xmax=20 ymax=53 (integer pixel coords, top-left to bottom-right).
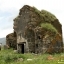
xmin=0 ymin=0 xmax=64 ymax=39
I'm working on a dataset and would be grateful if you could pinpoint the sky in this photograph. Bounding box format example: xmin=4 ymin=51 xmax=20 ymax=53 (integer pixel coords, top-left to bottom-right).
xmin=0 ymin=0 xmax=64 ymax=39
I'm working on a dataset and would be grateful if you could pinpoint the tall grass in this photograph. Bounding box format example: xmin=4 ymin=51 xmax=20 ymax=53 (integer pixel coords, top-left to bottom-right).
xmin=0 ymin=49 xmax=64 ymax=64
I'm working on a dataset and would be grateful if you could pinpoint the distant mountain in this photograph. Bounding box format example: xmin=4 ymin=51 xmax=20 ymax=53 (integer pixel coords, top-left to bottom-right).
xmin=0 ymin=37 xmax=6 ymax=45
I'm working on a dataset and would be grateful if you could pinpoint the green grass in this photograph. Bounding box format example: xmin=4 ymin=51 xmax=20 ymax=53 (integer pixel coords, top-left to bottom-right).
xmin=33 ymin=7 xmax=57 ymax=23
xmin=0 ymin=48 xmax=64 ymax=64
xmin=41 ymin=10 xmax=56 ymax=22
xmin=40 ymin=23 xmax=58 ymax=33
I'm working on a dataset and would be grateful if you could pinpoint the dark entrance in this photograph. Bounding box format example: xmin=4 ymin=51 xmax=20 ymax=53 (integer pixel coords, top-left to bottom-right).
xmin=18 ymin=42 xmax=26 ymax=54
xmin=21 ymin=44 xmax=24 ymax=53
xmin=18 ymin=44 xmax=24 ymax=53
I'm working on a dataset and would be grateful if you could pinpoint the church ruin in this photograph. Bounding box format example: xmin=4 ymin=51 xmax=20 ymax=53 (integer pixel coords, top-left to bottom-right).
xmin=6 ymin=5 xmax=63 ymax=54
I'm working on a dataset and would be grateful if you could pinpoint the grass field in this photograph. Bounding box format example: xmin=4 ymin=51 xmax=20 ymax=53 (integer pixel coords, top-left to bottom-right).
xmin=0 ymin=48 xmax=64 ymax=64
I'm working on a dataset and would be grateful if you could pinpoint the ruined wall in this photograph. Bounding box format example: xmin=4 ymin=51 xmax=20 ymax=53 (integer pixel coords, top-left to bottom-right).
xmin=47 ymin=34 xmax=63 ymax=53
xmin=6 ymin=32 xmax=17 ymax=49
xmin=51 ymin=19 xmax=62 ymax=34
xmin=13 ymin=5 xmax=41 ymax=53
xmin=12 ymin=5 xmax=63 ymax=53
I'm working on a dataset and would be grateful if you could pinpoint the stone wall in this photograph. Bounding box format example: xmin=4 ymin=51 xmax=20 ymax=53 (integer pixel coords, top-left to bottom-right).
xmin=51 ymin=19 xmax=62 ymax=34
xmin=6 ymin=32 xmax=17 ymax=49
xmin=12 ymin=5 xmax=63 ymax=53
xmin=47 ymin=34 xmax=63 ymax=53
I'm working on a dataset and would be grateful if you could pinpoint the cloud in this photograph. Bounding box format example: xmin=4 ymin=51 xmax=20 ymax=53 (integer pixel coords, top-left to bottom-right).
xmin=0 ymin=17 xmax=3 ymax=20
xmin=0 ymin=29 xmax=13 ymax=38
xmin=0 ymin=0 xmax=64 ymax=38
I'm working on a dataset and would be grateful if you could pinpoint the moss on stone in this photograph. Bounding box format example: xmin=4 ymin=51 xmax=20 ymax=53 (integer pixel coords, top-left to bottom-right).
xmin=40 ymin=23 xmax=58 ymax=33
xmin=41 ymin=10 xmax=56 ymax=22
xmin=33 ymin=7 xmax=57 ymax=23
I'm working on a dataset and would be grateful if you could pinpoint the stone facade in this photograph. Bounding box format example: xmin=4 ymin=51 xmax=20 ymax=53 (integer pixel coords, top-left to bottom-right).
xmin=6 ymin=32 xmax=17 ymax=49
xmin=6 ymin=5 xmax=63 ymax=54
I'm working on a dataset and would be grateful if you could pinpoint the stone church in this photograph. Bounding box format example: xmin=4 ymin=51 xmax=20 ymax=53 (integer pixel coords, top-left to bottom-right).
xmin=6 ymin=5 xmax=63 ymax=54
